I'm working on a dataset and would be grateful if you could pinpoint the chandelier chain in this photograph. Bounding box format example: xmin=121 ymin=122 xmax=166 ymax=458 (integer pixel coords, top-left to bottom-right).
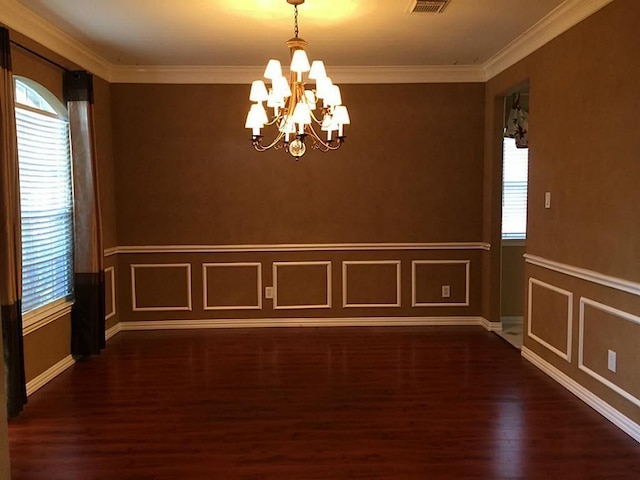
xmin=294 ymin=5 xmax=299 ymax=38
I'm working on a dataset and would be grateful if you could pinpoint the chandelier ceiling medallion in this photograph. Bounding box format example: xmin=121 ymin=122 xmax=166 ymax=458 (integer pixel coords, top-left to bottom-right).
xmin=245 ymin=0 xmax=350 ymax=159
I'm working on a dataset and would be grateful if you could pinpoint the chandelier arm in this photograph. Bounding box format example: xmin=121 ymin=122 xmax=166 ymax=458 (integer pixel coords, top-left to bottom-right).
xmin=309 ymin=109 xmax=324 ymax=125
xmin=264 ymin=116 xmax=281 ymax=127
xmin=307 ymin=124 xmax=342 ymax=151
xmin=253 ymin=129 xmax=287 ymax=151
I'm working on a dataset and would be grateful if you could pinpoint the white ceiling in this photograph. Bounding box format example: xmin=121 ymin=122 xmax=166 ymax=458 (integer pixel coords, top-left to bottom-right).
xmin=0 ymin=0 xmax=614 ymax=82
xmin=15 ymin=0 xmax=564 ymax=66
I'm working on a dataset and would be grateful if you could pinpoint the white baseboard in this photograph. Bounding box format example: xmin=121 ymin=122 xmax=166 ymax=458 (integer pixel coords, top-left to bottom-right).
xmin=481 ymin=317 xmax=503 ymax=332
xmin=105 ymin=322 xmax=122 ymax=341
xmin=117 ymin=316 xmax=485 ymax=331
xmin=522 ymin=346 xmax=640 ymax=443
xmin=26 ymin=355 xmax=75 ymax=397
xmin=26 ymin=324 xmax=121 ymax=397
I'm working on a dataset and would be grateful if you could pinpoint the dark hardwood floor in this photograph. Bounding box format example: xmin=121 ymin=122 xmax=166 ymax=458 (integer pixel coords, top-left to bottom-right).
xmin=8 ymin=327 xmax=640 ymax=479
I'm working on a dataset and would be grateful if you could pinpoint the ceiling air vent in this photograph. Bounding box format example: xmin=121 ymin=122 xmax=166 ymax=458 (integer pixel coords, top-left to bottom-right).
xmin=407 ymin=0 xmax=450 ymax=14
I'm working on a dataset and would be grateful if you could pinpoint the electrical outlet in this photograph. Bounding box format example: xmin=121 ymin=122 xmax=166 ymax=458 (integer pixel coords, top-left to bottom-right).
xmin=441 ymin=285 xmax=451 ymax=298
xmin=607 ymin=349 xmax=617 ymax=373
xmin=265 ymin=286 xmax=275 ymax=299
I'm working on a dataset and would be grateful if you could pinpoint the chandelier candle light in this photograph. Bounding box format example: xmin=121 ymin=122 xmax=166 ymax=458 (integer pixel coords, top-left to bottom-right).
xmin=245 ymin=0 xmax=350 ymax=159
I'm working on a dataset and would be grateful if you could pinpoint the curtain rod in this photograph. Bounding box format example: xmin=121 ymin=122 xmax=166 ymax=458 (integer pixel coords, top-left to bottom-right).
xmin=10 ymin=40 xmax=71 ymax=73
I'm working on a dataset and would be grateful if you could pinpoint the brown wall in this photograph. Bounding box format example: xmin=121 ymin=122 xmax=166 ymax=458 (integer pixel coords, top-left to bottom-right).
xmin=93 ymin=75 xmax=119 ymax=329
xmin=11 ymin=45 xmax=63 ymax=103
xmin=110 ymin=82 xmax=486 ymax=322
xmin=484 ymin=0 xmax=640 ymax=421
xmin=111 ymin=83 xmax=484 ymax=246
xmin=23 ymin=316 xmax=71 ymax=382
xmin=501 ymin=244 xmax=525 ymax=317
xmin=94 ymin=76 xmax=118 ymax=251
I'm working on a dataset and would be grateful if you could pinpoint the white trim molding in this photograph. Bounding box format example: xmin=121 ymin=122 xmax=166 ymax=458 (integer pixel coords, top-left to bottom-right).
xmin=130 ymin=263 xmax=193 ymax=312
xmin=105 ymin=266 xmax=117 ymax=320
xmin=0 ymin=0 xmax=112 ymax=79
xmin=578 ymin=297 xmax=640 ymax=408
xmin=118 ymin=316 xmax=486 ymax=330
xmin=202 ymin=262 xmax=263 ymax=311
xmin=105 ymin=322 xmax=122 ymax=341
xmin=411 ymin=260 xmax=471 ymax=307
xmin=484 ymin=0 xmax=615 ymax=79
xmin=22 ymin=298 xmax=73 ymax=336
xmin=481 ymin=317 xmax=503 ymax=332
xmin=26 ymin=355 xmax=75 ymax=397
xmin=522 ymin=346 xmax=640 ymax=444
xmin=273 ymin=261 xmax=332 ymax=310
xmin=111 ymin=242 xmax=490 ymax=255
xmin=342 ymin=260 xmax=401 ymax=308
xmin=525 ymin=254 xmax=640 ymax=297
xmin=110 ymin=64 xmax=487 ymax=85
xmin=527 ymin=277 xmax=573 ymax=362
xmin=103 ymin=247 xmax=118 ymax=257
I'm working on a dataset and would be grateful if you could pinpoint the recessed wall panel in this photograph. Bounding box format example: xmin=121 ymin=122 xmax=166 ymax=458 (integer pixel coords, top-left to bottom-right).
xmin=527 ymin=278 xmax=572 ymax=361
xmin=131 ymin=264 xmax=192 ymax=311
xmin=579 ymin=298 xmax=640 ymax=407
xmin=105 ymin=266 xmax=116 ymax=319
xmin=412 ymin=260 xmax=470 ymax=307
xmin=342 ymin=261 xmax=401 ymax=308
xmin=274 ymin=262 xmax=331 ymax=310
xmin=203 ymin=263 xmax=262 ymax=310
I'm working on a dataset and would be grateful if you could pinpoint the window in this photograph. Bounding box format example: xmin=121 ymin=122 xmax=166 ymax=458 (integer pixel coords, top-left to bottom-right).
xmin=14 ymin=77 xmax=74 ymax=315
xmin=501 ymin=137 xmax=528 ymax=240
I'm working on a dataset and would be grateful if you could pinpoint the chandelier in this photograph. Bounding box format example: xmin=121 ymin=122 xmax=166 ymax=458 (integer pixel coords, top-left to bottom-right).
xmin=245 ymin=0 xmax=350 ymax=159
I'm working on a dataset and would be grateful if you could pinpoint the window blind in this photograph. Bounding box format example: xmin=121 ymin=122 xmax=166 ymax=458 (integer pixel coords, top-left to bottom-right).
xmin=16 ymin=105 xmax=74 ymax=314
xmin=501 ymin=137 xmax=528 ymax=240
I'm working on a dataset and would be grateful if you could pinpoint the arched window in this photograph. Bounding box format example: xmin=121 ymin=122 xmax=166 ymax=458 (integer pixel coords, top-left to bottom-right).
xmin=14 ymin=77 xmax=74 ymax=315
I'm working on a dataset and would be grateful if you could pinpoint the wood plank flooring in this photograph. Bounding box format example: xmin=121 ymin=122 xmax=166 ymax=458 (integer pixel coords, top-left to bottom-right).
xmin=8 ymin=327 xmax=640 ymax=479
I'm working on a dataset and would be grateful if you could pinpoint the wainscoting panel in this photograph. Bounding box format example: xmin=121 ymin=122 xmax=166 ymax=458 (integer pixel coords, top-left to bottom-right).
xmin=131 ymin=263 xmax=193 ymax=312
xmin=110 ymin=244 xmax=483 ymax=323
xmin=273 ymin=261 xmax=332 ymax=310
xmin=527 ymin=277 xmax=573 ymax=362
xmin=579 ymin=297 xmax=640 ymax=408
xmin=105 ymin=266 xmax=116 ymax=320
xmin=524 ymin=256 xmax=640 ymax=430
xmin=203 ymin=263 xmax=262 ymax=311
xmin=342 ymin=261 xmax=401 ymax=308
xmin=412 ymin=260 xmax=470 ymax=307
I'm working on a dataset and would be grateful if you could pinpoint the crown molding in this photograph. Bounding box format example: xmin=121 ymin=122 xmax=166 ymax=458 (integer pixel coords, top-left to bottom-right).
xmin=0 ymin=0 xmax=616 ymax=84
xmin=0 ymin=0 xmax=112 ymax=80
xmin=110 ymin=64 xmax=486 ymax=84
xmin=483 ymin=0 xmax=615 ymax=80
xmin=110 ymin=65 xmax=261 ymax=85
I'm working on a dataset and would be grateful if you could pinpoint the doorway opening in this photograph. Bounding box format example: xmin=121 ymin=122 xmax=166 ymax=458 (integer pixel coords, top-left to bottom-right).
xmin=497 ymin=90 xmax=529 ymax=349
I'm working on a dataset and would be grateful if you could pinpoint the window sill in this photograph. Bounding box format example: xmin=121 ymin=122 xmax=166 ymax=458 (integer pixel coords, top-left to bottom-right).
xmin=23 ymin=298 xmax=74 ymax=336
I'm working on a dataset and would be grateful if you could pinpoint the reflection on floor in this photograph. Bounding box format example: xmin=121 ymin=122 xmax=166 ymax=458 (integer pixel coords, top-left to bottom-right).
xmin=497 ymin=317 xmax=523 ymax=349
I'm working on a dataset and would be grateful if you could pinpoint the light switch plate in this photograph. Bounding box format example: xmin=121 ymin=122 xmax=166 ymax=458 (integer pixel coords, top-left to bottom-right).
xmin=608 ymin=349 xmax=617 ymax=373
xmin=265 ymin=286 xmax=275 ymax=299
xmin=545 ymin=191 xmax=551 ymax=209
xmin=442 ymin=285 xmax=451 ymax=298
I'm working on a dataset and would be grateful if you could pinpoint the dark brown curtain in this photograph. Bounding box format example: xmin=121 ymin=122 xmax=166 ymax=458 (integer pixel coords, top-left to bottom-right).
xmin=64 ymin=71 xmax=105 ymax=357
xmin=0 ymin=27 xmax=27 ymax=418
